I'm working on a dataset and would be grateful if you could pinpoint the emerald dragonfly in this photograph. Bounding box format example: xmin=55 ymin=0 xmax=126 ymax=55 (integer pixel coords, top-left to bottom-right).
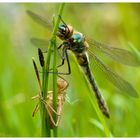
xmin=27 ymin=10 xmax=139 ymax=118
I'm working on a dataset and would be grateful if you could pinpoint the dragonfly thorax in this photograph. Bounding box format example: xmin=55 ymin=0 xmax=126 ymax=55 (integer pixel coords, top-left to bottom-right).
xmin=67 ymin=32 xmax=88 ymax=54
xmin=57 ymin=24 xmax=73 ymax=40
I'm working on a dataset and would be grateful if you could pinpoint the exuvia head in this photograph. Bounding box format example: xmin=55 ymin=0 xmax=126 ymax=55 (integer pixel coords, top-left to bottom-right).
xmin=57 ymin=24 xmax=74 ymax=40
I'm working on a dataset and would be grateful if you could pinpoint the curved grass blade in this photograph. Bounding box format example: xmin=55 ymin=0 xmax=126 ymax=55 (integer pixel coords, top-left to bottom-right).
xmin=88 ymin=49 xmax=138 ymax=98
xmin=128 ymin=42 xmax=140 ymax=62
xmin=87 ymin=38 xmax=140 ymax=66
xmin=27 ymin=10 xmax=53 ymax=30
xmin=89 ymin=118 xmax=113 ymax=136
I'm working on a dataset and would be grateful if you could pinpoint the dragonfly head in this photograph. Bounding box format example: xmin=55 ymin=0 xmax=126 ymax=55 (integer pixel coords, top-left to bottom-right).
xmin=57 ymin=24 xmax=73 ymax=40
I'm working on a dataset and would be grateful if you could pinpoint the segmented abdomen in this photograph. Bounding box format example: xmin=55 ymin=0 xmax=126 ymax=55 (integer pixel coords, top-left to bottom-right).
xmin=76 ymin=52 xmax=110 ymax=118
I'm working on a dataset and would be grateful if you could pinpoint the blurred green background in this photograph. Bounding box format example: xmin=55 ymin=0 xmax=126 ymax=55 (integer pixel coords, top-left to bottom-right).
xmin=0 ymin=3 xmax=140 ymax=137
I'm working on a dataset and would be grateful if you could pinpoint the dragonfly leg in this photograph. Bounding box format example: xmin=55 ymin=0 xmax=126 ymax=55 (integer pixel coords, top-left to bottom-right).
xmin=48 ymin=47 xmax=71 ymax=75
xmin=56 ymin=46 xmax=66 ymax=68
xmin=37 ymin=43 xmax=71 ymax=75
xmin=57 ymin=43 xmax=63 ymax=50
xmin=38 ymin=43 xmax=62 ymax=67
xmin=48 ymin=44 xmax=64 ymax=72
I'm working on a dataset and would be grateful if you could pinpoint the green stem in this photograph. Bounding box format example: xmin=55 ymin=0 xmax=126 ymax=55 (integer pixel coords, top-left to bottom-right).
xmin=41 ymin=3 xmax=65 ymax=137
xmin=87 ymin=90 xmax=111 ymax=137
xmin=52 ymin=38 xmax=57 ymax=137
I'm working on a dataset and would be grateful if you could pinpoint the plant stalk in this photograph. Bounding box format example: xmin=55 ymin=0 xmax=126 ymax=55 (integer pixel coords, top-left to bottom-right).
xmin=52 ymin=38 xmax=57 ymax=137
xmin=40 ymin=3 xmax=65 ymax=137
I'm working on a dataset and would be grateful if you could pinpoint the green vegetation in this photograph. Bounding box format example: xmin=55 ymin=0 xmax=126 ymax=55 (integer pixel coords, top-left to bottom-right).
xmin=39 ymin=3 xmax=65 ymax=137
xmin=0 ymin=3 xmax=140 ymax=137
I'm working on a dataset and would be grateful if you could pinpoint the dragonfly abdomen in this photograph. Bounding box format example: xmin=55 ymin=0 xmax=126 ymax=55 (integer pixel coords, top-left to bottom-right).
xmin=83 ymin=63 xmax=110 ymax=118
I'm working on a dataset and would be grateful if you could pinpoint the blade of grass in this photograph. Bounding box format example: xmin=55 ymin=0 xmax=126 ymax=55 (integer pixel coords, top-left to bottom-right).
xmin=87 ymin=89 xmax=111 ymax=137
xmin=40 ymin=3 xmax=65 ymax=137
xmin=52 ymin=38 xmax=57 ymax=137
xmin=128 ymin=42 xmax=140 ymax=62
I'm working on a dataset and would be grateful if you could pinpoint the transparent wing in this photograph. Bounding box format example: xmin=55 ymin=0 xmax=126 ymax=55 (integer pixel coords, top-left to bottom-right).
xmin=30 ymin=38 xmax=50 ymax=52
xmin=27 ymin=10 xmax=53 ymax=30
xmin=88 ymin=49 xmax=138 ymax=98
xmin=30 ymin=37 xmax=62 ymax=62
xmin=31 ymin=38 xmax=49 ymax=47
xmin=87 ymin=38 xmax=140 ymax=66
xmin=30 ymin=37 xmax=60 ymax=49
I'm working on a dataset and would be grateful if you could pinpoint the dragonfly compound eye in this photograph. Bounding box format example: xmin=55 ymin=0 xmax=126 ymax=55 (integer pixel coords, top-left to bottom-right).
xmin=57 ymin=25 xmax=67 ymax=40
xmin=57 ymin=24 xmax=74 ymax=40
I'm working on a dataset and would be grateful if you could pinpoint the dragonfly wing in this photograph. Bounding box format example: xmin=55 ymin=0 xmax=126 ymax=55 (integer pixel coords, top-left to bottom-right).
xmin=88 ymin=49 xmax=138 ymax=98
xmin=30 ymin=38 xmax=50 ymax=51
xmin=30 ymin=37 xmax=60 ymax=48
xmin=27 ymin=10 xmax=53 ymax=30
xmin=30 ymin=38 xmax=62 ymax=63
xmin=87 ymin=38 xmax=140 ymax=66
xmin=31 ymin=38 xmax=49 ymax=47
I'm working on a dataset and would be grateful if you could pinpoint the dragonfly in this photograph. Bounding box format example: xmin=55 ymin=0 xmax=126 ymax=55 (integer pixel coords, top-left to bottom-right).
xmin=27 ymin=10 xmax=140 ymax=118
xmin=32 ymin=50 xmax=68 ymax=128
